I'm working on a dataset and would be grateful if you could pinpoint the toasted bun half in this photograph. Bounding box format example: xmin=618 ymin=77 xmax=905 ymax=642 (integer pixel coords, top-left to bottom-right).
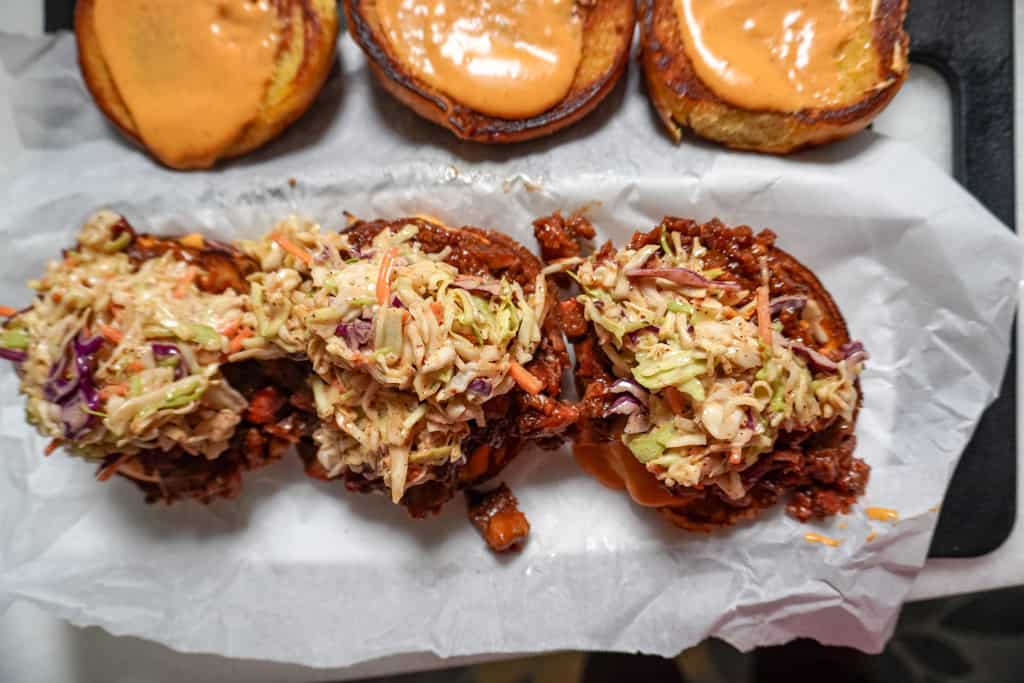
xmin=638 ymin=0 xmax=909 ymax=154
xmin=563 ymin=217 xmax=868 ymax=530
xmin=344 ymin=0 xmax=636 ymax=143
xmin=75 ymin=0 xmax=339 ymax=169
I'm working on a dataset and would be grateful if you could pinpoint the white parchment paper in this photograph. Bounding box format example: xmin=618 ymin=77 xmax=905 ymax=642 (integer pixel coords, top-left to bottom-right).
xmin=0 ymin=32 xmax=1020 ymax=667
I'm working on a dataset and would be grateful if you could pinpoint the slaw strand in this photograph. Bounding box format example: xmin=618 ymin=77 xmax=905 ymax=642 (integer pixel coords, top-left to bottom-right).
xmin=509 ymin=362 xmax=544 ymax=396
xmin=96 ymin=453 xmax=134 ymax=482
xmin=0 ymin=306 xmax=16 ymax=318
xmin=173 ymin=266 xmax=198 ymax=299
xmin=100 ymin=384 xmax=128 ymax=399
xmin=98 ymin=323 xmax=123 ymax=344
xmin=272 ymin=233 xmax=313 ymax=266
xmin=663 ymin=386 xmax=687 ymax=416
xmin=228 ymin=327 xmax=254 ymax=354
xmin=218 ymin=318 xmax=241 ymax=337
xmin=376 ymin=248 xmax=397 ymax=306
xmin=756 ymin=286 xmax=772 ymax=349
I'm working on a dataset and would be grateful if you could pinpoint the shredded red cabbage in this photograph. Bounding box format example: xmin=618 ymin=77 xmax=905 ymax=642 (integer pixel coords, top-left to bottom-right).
xmin=451 ymin=276 xmax=503 ymax=297
xmin=606 ymin=394 xmax=644 ymax=417
xmin=152 ymin=343 xmax=187 ymax=380
xmin=44 ymin=331 xmax=104 ymax=439
xmin=626 ymin=268 xmax=741 ymax=290
xmin=468 ymin=378 xmax=492 ymax=396
xmin=73 ymin=333 xmax=103 ymax=357
xmin=336 ymin=319 xmax=373 ymax=349
xmin=625 ymin=326 xmax=659 ymax=347
xmin=840 ymin=341 xmax=869 ymax=366
xmin=769 ymin=295 xmax=807 ymax=315
xmin=609 ymin=378 xmax=649 ymax=404
xmin=783 ymin=340 xmax=840 ymax=372
xmin=0 ymin=348 xmax=27 ymax=363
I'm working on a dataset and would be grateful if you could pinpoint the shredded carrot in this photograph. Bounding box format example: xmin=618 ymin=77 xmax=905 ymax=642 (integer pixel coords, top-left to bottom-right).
xmin=756 ymin=286 xmax=771 ymax=349
xmin=228 ymin=327 xmax=254 ymax=354
xmin=98 ymin=323 xmax=123 ymax=344
xmin=100 ymin=383 xmax=129 ymax=399
xmin=218 ymin=318 xmax=241 ymax=337
xmin=96 ymin=454 xmax=134 ymax=482
xmin=173 ymin=266 xmax=198 ymax=299
xmin=0 ymin=306 xmax=16 ymax=317
xmin=127 ymin=360 xmax=145 ymax=373
xmin=376 ymin=248 xmax=397 ymax=305
xmin=430 ymin=302 xmax=444 ymax=323
xmin=663 ymin=386 xmax=687 ymax=416
xmin=509 ymin=362 xmax=545 ymax=396
xmin=44 ymin=439 xmax=61 ymax=456
xmin=51 ymin=292 xmax=62 ymax=303
xmin=272 ymin=233 xmax=313 ymax=266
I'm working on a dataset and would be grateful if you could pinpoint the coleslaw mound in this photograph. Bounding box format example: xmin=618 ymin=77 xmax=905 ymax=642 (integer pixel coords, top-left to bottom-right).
xmin=2 ymin=211 xmax=250 ymax=463
xmin=240 ymin=217 xmax=553 ymax=502
xmin=575 ymin=232 xmax=866 ymax=501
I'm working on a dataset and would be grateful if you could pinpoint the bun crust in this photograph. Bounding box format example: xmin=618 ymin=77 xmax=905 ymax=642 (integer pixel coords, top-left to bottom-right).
xmin=344 ymin=0 xmax=636 ymax=143
xmin=638 ymin=0 xmax=910 ymax=153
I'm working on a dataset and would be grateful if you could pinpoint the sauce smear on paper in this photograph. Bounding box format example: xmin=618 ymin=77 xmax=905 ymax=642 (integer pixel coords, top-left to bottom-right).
xmin=804 ymin=532 xmax=841 ymax=547
xmin=865 ymin=507 xmax=899 ymax=523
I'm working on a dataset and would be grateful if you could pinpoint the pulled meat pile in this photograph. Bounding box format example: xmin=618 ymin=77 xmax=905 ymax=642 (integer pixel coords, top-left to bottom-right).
xmin=550 ymin=215 xmax=869 ymax=530
xmin=297 ymin=218 xmax=579 ymax=521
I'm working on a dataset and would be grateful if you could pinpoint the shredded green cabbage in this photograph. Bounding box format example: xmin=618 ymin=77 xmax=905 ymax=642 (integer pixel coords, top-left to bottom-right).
xmin=239 ymin=216 xmax=555 ymax=503
xmin=575 ymin=231 xmax=863 ymax=499
xmin=11 ymin=210 xmax=248 ymax=462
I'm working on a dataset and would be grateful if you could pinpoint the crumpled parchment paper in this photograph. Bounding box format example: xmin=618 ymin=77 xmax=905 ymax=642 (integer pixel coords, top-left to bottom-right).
xmin=0 ymin=32 xmax=1020 ymax=667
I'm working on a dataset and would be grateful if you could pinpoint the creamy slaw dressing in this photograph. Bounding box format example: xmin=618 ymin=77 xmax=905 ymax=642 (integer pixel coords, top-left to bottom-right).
xmin=575 ymin=232 xmax=862 ymax=499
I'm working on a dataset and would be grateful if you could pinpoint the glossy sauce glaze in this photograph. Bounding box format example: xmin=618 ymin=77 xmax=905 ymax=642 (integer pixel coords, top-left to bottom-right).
xmin=673 ymin=0 xmax=873 ymax=112
xmin=376 ymin=0 xmax=584 ymax=119
xmin=93 ymin=0 xmax=281 ymax=168
xmin=574 ymin=440 xmax=690 ymax=508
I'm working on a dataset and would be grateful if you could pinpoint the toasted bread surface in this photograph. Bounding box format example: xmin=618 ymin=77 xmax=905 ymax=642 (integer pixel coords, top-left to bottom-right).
xmin=639 ymin=0 xmax=909 ymax=153
xmin=345 ymin=0 xmax=636 ymax=143
xmin=75 ymin=0 xmax=339 ymax=169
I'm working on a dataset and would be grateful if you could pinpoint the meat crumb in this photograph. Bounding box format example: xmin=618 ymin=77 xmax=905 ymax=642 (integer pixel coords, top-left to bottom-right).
xmin=532 ymin=211 xmax=596 ymax=261
xmin=466 ymin=483 xmax=531 ymax=552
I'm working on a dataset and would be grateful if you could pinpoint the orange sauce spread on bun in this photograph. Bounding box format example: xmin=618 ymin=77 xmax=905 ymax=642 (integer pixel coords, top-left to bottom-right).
xmin=674 ymin=0 xmax=872 ymax=112
xmin=376 ymin=0 xmax=583 ymax=119
xmin=92 ymin=0 xmax=280 ymax=168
